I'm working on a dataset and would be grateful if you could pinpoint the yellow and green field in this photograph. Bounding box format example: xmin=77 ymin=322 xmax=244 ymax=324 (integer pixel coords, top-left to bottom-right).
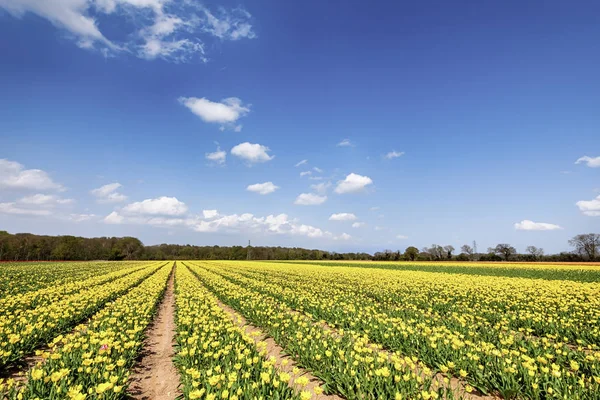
xmin=1 ymin=260 xmax=599 ymax=399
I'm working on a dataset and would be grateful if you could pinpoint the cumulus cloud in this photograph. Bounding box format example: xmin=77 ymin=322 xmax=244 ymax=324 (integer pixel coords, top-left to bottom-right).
xmin=231 ymin=142 xmax=274 ymax=164
xmin=334 ymin=173 xmax=373 ymax=194
xmin=104 ymin=211 xmax=124 ymax=224
xmin=295 ymin=159 xmax=308 ymax=167
xmin=0 ymin=159 xmax=63 ymax=191
xmin=294 ymin=193 xmax=327 ymax=206
xmin=300 ymin=171 xmax=312 ymax=177
xmin=202 ymin=209 xmax=219 ymax=219
xmin=329 ymin=213 xmax=357 ymax=221
xmin=384 ymin=150 xmax=404 ymax=159
xmin=576 ymin=195 xmax=600 ymax=217
xmin=0 ymin=1 xmax=254 ymax=62
xmin=352 ymin=222 xmax=365 ymax=228
xmin=514 ymin=220 xmax=563 ymax=230
xmin=179 ymin=97 xmax=249 ymax=130
xmin=337 ymin=139 xmax=353 ymax=147
xmin=205 ymin=145 xmax=227 ymax=165
xmin=122 ymin=196 xmax=188 ymax=216
xmin=575 ymin=156 xmax=600 ymax=168
xmin=91 ymin=182 xmax=127 ymax=203
xmin=313 ymin=167 xmax=323 ymax=173
xmin=247 ymin=182 xmax=279 ymax=195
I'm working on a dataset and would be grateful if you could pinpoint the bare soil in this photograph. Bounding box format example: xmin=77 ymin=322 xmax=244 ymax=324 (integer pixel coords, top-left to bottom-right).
xmin=127 ymin=268 xmax=181 ymax=400
xmin=216 ymin=299 xmax=344 ymax=400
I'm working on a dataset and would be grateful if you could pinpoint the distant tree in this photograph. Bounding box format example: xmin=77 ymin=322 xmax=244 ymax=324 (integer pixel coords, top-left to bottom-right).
xmin=569 ymin=233 xmax=600 ymax=260
xmin=493 ymin=244 xmax=517 ymax=261
xmin=461 ymin=244 xmax=474 ymax=260
xmin=443 ymin=245 xmax=455 ymax=259
xmin=425 ymin=244 xmax=445 ymax=260
xmin=404 ymin=246 xmax=419 ymax=261
xmin=526 ymin=246 xmax=544 ymax=260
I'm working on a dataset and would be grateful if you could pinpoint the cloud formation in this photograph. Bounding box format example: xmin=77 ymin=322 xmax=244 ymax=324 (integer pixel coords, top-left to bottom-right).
xmin=294 ymin=193 xmax=327 ymax=206
xmin=91 ymin=183 xmax=127 ymax=203
xmin=122 ymin=196 xmax=188 ymax=216
xmin=247 ymin=182 xmax=279 ymax=195
xmin=514 ymin=220 xmax=563 ymax=230
xmin=575 ymin=156 xmax=600 ymax=168
xmin=231 ymin=142 xmax=274 ymax=164
xmin=205 ymin=146 xmax=227 ymax=165
xmin=336 ymin=139 xmax=353 ymax=147
xmin=179 ymin=97 xmax=249 ymax=130
xmin=0 ymin=1 xmax=255 ymax=62
xmin=334 ymin=173 xmax=373 ymax=194
xmin=576 ymin=195 xmax=600 ymax=217
xmin=0 ymin=159 xmax=63 ymax=191
xmin=329 ymin=213 xmax=357 ymax=221
xmin=384 ymin=150 xmax=404 ymax=159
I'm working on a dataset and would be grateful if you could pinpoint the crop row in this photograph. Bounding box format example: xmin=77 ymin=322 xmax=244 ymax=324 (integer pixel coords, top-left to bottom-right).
xmin=199 ymin=261 xmax=600 ymax=399
xmin=185 ymin=262 xmax=456 ymax=400
xmin=1 ymin=262 xmax=173 ymax=399
xmin=0 ymin=262 xmax=145 ymax=298
xmin=0 ymin=262 xmax=167 ymax=368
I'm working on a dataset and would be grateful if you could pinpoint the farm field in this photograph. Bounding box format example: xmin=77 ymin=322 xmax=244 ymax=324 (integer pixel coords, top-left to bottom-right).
xmin=1 ymin=260 xmax=599 ymax=399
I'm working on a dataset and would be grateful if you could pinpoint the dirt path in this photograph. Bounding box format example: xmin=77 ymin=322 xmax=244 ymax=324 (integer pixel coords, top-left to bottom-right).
xmin=127 ymin=266 xmax=181 ymax=400
xmin=216 ymin=299 xmax=344 ymax=400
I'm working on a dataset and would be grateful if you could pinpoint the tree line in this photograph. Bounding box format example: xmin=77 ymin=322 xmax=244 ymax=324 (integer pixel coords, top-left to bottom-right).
xmin=373 ymin=234 xmax=600 ymax=262
xmin=0 ymin=230 xmax=598 ymax=262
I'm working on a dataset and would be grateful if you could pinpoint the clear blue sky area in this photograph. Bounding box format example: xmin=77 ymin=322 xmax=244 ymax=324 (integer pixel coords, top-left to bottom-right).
xmin=1 ymin=0 xmax=598 ymax=253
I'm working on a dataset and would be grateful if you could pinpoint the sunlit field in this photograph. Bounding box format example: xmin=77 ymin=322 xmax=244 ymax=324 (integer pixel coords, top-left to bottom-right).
xmin=1 ymin=260 xmax=599 ymax=399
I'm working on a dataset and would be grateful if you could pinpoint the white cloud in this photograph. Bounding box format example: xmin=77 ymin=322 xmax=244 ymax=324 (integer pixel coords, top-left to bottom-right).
xmin=396 ymin=235 xmax=409 ymax=239
xmin=0 ymin=159 xmax=63 ymax=191
xmin=295 ymin=159 xmax=308 ymax=167
xmin=313 ymin=167 xmax=323 ymax=173
xmin=205 ymin=146 xmax=227 ymax=165
xmin=247 ymin=182 xmax=279 ymax=195
xmin=575 ymin=156 xmax=600 ymax=168
xmin=310 ymin=182 xmax=331 ymax=194
xmin=294 ymin=193 xmax=327 ymax=206
xmin=202 ymin=209 xmax=219 ymax=219
xmin=375 ymin=226 xmax=385 ymax=231
xmin=104 ymin=211 xmax=124 ymax=224
xmin=514 ymin=220 xmax=563 ymax=230
xmin=384 ymin=150 xmax=405 ymax=159
xmin=576 ymin=195 xmax=600 ymax=217
xmin=69 ymin=213 xmax=96 ymax=222
xmin=0 ymin=202 xmax=52 ymax=216
xmin=19 ymin=194 xmax=73 ymax=206
xmin=300 ymin=171 xmax=312 ymax=177
xmin=231 ymin=142 xmax=274 ymax=164
xmin=352 ymin=222 xmax=365 ymax=228
xmin=91 ymin=182 xmax=127 ymax=203
xmin=0 ymin=1 xmax=252 ymax=62
xmin=370 ymin=206 xmax=380 ymax=211
xmin=329 ymin=213 xmax=357 ymax=221
xmin=335 ymin=233 xmax=352 ymax=241
xmin=334 ymin=173 xmax=373 ymax=194
xmin=201 ymin=7 xmax=256 ymax=40
xmin=122 ymin=196 xmax=188 ymax=216
xmin=337 ymin=139 xmax=354 ymax=147
xmin=179 ymin=97 xmax=249 ymax=129
xmin=309 ymin=176 xmax=324 ymax=181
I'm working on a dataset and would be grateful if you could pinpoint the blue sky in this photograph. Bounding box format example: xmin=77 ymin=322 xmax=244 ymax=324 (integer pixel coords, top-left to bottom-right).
xmin=0 ymin=0 xmax=599 ymax=254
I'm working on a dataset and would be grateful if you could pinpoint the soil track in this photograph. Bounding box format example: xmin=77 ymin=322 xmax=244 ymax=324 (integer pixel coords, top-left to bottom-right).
xmin=127 ymin=266 xmax=181 ymax=400
xmin=216 ymin=299 xmax=344 ymax=400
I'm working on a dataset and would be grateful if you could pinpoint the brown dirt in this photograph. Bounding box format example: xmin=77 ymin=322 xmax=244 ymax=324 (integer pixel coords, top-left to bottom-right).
xmin=216 ymin=299 xmax=344 ymax=400
xmin=127 ymin=268 xmax=181 ymax=400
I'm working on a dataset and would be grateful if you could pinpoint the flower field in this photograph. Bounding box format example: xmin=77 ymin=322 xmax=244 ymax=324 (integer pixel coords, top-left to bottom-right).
xmin=1 ymin=260 xmax=599 ymax=399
